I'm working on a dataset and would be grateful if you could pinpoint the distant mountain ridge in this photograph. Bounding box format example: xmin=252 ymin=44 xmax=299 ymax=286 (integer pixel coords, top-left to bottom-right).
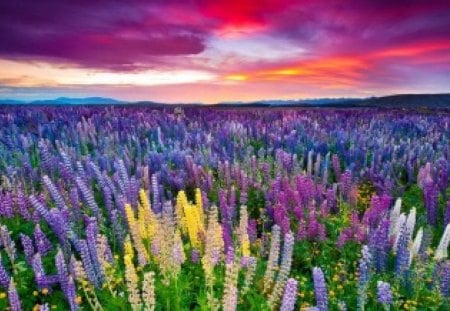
xmin=0 ymin=93 xmax=449 ymax=109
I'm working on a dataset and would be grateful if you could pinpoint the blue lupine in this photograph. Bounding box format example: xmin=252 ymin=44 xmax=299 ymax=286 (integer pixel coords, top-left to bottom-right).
xmin=280 ymin=278 xmax=298 ymax=311
xmin=312 ymin=267 xmax=328 ymax=311
xmin=377 ymin=281 xmax=393 ymax=307
xmin=8 ymin=278 xmax=22 ymax=311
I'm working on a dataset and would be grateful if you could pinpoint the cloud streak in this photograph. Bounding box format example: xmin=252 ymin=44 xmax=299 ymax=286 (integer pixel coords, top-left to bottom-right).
xmin=0 ymin=0 xmax=450 ymax=102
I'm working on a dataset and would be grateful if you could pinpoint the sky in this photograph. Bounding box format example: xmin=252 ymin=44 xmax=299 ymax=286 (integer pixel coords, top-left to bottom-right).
xmin=1 ymin=0 xmax=450 ymax=103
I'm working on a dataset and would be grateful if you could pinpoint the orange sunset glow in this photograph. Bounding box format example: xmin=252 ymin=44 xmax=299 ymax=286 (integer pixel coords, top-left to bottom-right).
xmin=1 ymin=1 xmax=450 ymax=103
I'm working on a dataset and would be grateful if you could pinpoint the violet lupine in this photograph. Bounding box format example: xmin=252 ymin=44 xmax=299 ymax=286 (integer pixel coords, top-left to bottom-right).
xmin=86 ymin=218 xmax=105 ymax=284
xmin=368 ymin=217 xmax=390 ymax=272
xmin=268 ymin=231 xmax=295 ymax=307
xmin=263 ymin=225 xmax=281 ymax=293
xmin=332 ymin=154 xmax=341 ymax=182
xmin=77 ymin=239 xmax=100 ymax=287
xmin=42 ymin=175 xmax=68 ymax=210
xmin=76 ymin=176 xmax=102 ymax=220
xmin=357 ymin=246 xmax=372 ymax=311
xmin=444 ymin=200 xmax=450 ymax=227
xmin=377 ymin=281 xmax=393 ymax=309
xmin=0 ymin=255 xmax=10 ymax=289
xmin=34 ymin=224 xmax=52 ymax=255
xmin=16 ymin=189 xmax=31 ymax=220
xmin=56 ymin=249 xmax=78 ymax=310
xmin=19 ymin=234 xmax=35 ymax=264
xmin=8 ymin=278 xmax=22 ymax=311
xmin=394 ymin=224 xmax=410 ymax=278
xmin=0 ymin=225 xmax=16 ymax=263
xmin=423 ymin=180 xmax=439 ymax=226
xmin=280 ymin=278 xmax=298 ymax=311
xmin=31 ymin=253 xmax=47 ymax=290
xmin=312 ymin=267 xmax=328 ymax=311
xmin=439 ymin=261 xmax=449 ymax=297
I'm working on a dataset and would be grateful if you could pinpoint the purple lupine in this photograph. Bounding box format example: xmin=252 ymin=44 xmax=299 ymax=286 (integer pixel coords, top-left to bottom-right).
xmin=394 ymin=224 xmax=410 ymax=278
xmin=191 ymin=248 xmax=200 ymax=263
xmin=1 ymin=193 xmax=13 ymax=218
xmin=369 ymin=217 xmax=390 ymax=272
xmin=55 ymin=251 xmax=77 ymax=310
xmin=423 ymin=180 xmax=439 ymax=226
xmin=0 ymin=256 xmax=10 ymax=289
xmin=222 ymin=223 xmax=233 ymax=253
xmin=20 ymin=234 xmax=35 ymax=264
xmin=332 ymin=154 xmax=341 ymax=182
xmin=31 ymin=253 xmax=46 ymax=290
xmin=247 ymin=219 xmax=258 ymax=243
xmin=377 ymin=281 xmax=393 ymax=306
xmin=280 ymin=278 xmax=298 ymax=311
xmin=444 ymin=200 xmax=450 ymax=227
xmin=76 ymin=176 xmax=102 ymax=220
xmin=42 ymin=175 xmax=68 ymax=211
xmin=86 ymin=218 xmax=105 ymax=284
xmin=0 ymin=225 xmax=16 ymax=261
xmin=8 ymin=279 xmax=22 ymax=311
xmin=77 ymin=239 xmax=99 ymax=287
xmin=439 ymin=261 xmax=449 ymax=298
xmin=16 ymin=189 xmax=31 ymax=220
xmin=312 ymin=267 xmax=328 ymax=311
xmin=56 ymin=249 xmax=69 ymax=296
xmin=225 ymin=246 xmax=235 ymax=265
xmin=340 ymin=170 xmax=352 ymax=201
xmin=34 ymin=224 xmax=52 ymax=255
xmin=357 ymin=246 xmax=372 ymax=310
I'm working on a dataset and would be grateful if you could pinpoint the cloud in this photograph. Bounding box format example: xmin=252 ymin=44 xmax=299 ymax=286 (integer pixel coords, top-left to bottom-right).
xmin=1 ymin=0 xmax=450 ymax=101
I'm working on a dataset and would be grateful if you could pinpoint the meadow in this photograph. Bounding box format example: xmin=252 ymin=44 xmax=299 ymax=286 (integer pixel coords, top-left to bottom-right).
xmin=0 ymin=106 xmax=448 ymax=310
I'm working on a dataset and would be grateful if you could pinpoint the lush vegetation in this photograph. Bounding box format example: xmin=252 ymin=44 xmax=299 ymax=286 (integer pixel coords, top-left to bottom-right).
xmin=0 ymin=106 xmax=448 ymax=310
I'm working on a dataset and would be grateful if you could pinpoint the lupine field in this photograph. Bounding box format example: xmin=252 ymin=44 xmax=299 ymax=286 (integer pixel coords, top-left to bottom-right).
xmin=0 ymin=106 xmax=448 ymax=311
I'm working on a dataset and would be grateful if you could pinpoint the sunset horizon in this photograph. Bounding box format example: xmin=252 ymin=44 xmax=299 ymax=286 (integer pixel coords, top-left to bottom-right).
xmin=1 ymin=1 xmax=450 ymax=103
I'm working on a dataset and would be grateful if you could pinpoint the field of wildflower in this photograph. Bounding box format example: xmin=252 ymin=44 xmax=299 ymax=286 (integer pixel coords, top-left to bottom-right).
xmin=0 ymin=106 xmax=448 ymax=311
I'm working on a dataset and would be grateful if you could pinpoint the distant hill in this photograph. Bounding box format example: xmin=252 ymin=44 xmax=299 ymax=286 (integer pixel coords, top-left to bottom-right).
xmin=0 ymin=97 xmax=124 ymax=105
xmin=214 ymin=94 xmax=450 ymax=109
xmin=341 ymin=94 xmax=450 ymax=108
xmin=0 ymin=94 xmax=449 ymax=109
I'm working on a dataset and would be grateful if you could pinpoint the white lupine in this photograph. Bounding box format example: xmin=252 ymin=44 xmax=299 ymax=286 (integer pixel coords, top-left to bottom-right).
xmin=393 ymin=213 xmax=406 ymax=253
xmin=435 ymin=224 xmax=450 ymax=261
xmin=405 ymin=207 xmax=416 ymax=241
xmin=389 ymin=198 xmax=402 ymax=237
xmin=409 ymin=227 xmax=423 ymax=266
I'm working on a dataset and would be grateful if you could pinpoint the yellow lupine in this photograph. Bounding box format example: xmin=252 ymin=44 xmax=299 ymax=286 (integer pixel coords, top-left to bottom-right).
xmin=137 ymin=204 xmax=148 ymax=240
xmin=124 ymin=205 xmax=149 ymax=265
xmin=139 ymin=189 xmax=156 ymax=239
xmin=184 ymin=204 xmax=201 ymax=248
xmin=176 ymin=191 xmax=188 ymax=232
xmin=195 ymin=188 xmax=205 ymax=224
xmin=124 ymin=254 xmax=142 ymax=310
xmin=242 ymin=237 xmax=250 ymax=257
xmin=124 ymin=238 xmax=134 ymax=259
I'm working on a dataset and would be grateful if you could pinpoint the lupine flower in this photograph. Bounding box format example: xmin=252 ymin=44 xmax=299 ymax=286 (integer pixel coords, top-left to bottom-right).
xmin=357 ymin=246 xmax=372 ymax=310
xmin=20 ymin=234 xmax=34 ymax=264
xmin=435 ymin=224 xmax=450 ymax=261
xmin=142 ymin=271 xmax=156 ymax=311
xmin=263 ymin=225 xmax=281 ymax=293
xmin=377 ymin=281 xmax=393 ymax=307
xmin=8 ymin=278 xmax=22 ymax=311
xmin=394 ymin=224 xmax=410 ymax=278
xmin=280 ymin=278 xmax=298 ymax=311
xmin=312 ymin=267 xmax=328 ymax=311
xmin=269 ymin=231 xmax=295 ymax=307
xmin=0 ymin=254 xmax=10 ymax=289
